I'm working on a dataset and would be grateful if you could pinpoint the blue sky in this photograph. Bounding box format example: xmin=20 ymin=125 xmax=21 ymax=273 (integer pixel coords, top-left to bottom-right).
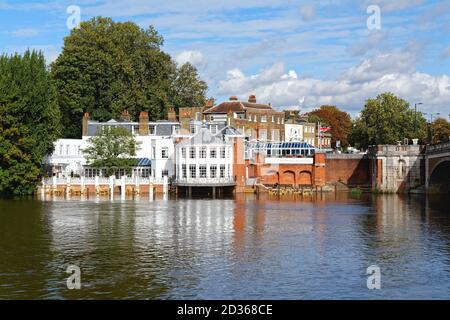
xmin=1 ymin=0 xmax=450 ymax=116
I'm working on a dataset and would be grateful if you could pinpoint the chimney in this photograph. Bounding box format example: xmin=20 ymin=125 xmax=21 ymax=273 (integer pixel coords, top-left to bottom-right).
xmin=121 ymin=109 xmax=131 ymax=122
xmin=206 ymin=99 xmax=214 ymax=108
xmin=248 ymin=95 xmax=257 ymax=103
xmin=139 ymin=112 xmax=149 ymax=135
xmin=82 ymin=112 xmax=89 ymax=137
xmin=168 ymin=107 xmax=177 ymax=121
xmin=229 ymin=96 xmax=238 ymax=101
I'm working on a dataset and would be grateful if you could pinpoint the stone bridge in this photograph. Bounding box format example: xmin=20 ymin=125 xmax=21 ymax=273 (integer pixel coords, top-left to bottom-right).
xmin=426 ymin=142 xmax=450 ymax=193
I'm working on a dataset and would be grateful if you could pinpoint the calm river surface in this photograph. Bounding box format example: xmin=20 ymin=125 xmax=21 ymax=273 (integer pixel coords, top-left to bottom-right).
xmin=0 ymin=193 xmax=449 ymax=300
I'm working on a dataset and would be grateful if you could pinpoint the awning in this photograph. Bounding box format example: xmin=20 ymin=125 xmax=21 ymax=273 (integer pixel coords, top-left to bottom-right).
xmin=133 ymin=158 xmax=152 ymax=167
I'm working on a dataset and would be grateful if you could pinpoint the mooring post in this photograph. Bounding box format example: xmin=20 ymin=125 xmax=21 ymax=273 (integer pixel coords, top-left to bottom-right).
xmin=149 ymin=183 xmax=154 ymax=201
xmin=163 ymin=176 xmax=168 ymax=195
xmin=121 ymin=176 xmax=126 ymax=200
xmin=109 ymin=176 xmax=114 ymax=200
xmin=95 ymin=176 xmax=99 ymax=194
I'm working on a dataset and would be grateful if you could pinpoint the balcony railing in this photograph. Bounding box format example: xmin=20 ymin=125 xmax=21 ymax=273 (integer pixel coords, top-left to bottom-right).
xmin=176 ymin=177 xmax=236 ymax=186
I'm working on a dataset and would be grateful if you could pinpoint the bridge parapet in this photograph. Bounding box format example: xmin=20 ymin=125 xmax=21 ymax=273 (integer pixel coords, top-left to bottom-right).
xmin=368 ymin=144 xmax=425 ymax=156
xmin=426 ymin=142 xmax=450 ymax=155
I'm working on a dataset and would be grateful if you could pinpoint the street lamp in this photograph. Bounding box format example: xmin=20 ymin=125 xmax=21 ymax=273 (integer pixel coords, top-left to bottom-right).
xmin=414 ymin=102 xmax=423 ymax=136
xmin=424 ymin=112 xmax=441 ymax=144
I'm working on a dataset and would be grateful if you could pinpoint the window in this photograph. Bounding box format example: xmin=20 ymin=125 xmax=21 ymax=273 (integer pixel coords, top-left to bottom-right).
xmin=189 ymin=164 xmax=196 ymax=178
xmin=210 ymin=148 xmax=217 ymax=159
xmin=220 ymin=165 xmax=226 ymax=178
xmin=261 ymin=115 xmax=267 ymax=123
xmin=181 ymin=148 xmax=186 ymax=159
xmin=172 ymin=125 xmax=180 ymax=135
xmin=199 ymin=165 xmax=207 ymax=178
xmin=182 ymin=164 xmax=187 ymax=178
xmin=162 ymin=170 xmax=169 ymax=178
xmin=190 ymin=147 xmax=196 ymax=159
xmin=190 ymin=123 xmax=197 ymax=134
xmin=84 ymin=168 xmax=100 ymax=178
xmin=66 ymin=145 xmax=70 ymax=155
xmin=162 ymin=147 xmax=169 ymax=159
xmin=220 ymin=147 xmax=226 ymax=158
xmin=59 ymin=145 xmax=63 ymax=155
xmin=149 ymin=125 xmax=155 ymax=135
xmin=272 ymin=116 xmax=275 ymax=123
xmin=210 ymin=165 xmax=217 ymax=178
xmin=200 ymin=147 xmax=207 ymax=158
xmin=141 ymin=169 xmax=150 ymax=178
xmin=210 ymin=125 xmax=218 ymax=134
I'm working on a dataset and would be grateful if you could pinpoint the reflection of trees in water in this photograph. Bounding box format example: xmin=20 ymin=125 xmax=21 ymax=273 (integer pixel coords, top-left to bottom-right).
xmin=356 ymin=194 xmax=450 ymax=298
xmin=0 ymin=200 xmax=53 ymax=299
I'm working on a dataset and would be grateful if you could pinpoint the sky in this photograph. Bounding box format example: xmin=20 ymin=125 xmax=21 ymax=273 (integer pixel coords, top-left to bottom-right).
xmin=1 ymin=0 xmax=450 ymax=117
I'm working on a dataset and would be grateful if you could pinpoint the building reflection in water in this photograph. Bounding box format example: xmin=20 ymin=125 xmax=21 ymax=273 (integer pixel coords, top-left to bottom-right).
xmin=1 ymin=193 xmax=448 ymax=299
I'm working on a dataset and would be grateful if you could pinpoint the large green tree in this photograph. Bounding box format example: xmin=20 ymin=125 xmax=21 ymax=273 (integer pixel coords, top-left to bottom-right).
xmin=83 ymin=126 xmax=141 ymax=176
xmin=431 ymin=118 xmax=450 ymax=144
xmin=348 ymin=92 xmax=427 ymax=149
xmin=170 ymin=62 xmax=208 ymax=112
xmin=52 ymin=17 xmax=208 ymax=138
xmin=308 ymin=105 xmax=352 ymax=147
xmin=0 ymin=51 xmax=61 ymax=195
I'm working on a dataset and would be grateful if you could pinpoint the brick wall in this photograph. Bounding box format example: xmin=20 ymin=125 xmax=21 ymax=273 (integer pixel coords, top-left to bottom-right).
xmin=325 ymin=156 xmax=371 ymax=186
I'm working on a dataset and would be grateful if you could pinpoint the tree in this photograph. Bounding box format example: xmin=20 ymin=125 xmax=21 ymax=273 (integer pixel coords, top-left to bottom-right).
xmin=348 ymin=92 xmax=427 ymax=149
xmin=170 ymin=63 xmax=208 ymax=112
xmin=0 ymin=50 xmax=61 ymax=195
xmin=308 ymin=105 xmax=352 ymax=147
xmin=52 ymin=17 xmax=208 ymax=138
xmin=431 ymin=118 xmax=450 ymax=144
xmin=83 ymin=126 xmax=141 ymax=176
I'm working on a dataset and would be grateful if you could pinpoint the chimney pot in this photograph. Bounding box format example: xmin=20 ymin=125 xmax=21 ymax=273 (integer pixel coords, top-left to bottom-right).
xmin=248 ymin=95 xmax=257 ymax=103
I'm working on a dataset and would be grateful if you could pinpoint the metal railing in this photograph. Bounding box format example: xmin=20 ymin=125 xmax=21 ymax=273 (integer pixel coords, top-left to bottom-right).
xmin=176 ymin=177 xmax=235 ymax=185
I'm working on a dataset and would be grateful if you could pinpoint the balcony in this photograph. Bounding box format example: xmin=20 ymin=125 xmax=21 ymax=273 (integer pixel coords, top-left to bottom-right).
xmin=175 ymin=177 xmax=236 ymax=187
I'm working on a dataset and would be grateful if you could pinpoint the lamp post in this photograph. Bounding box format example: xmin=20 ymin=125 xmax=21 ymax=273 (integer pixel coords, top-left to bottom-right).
xmin=414 ymin=102 xmax=423 ymax=136
xmin=424 ymin=112 xmax=441 ymax=144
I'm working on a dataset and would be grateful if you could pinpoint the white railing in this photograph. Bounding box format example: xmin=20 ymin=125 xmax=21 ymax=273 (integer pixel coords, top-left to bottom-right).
xmin=41 ymin=176 xmax=168 ymax=186
xmin=176 ymin=177 xmax=235 ymax=185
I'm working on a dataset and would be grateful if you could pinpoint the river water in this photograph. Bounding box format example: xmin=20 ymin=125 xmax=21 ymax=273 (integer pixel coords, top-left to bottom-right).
xmin=0 ymin=193 xmax=449 ymax=300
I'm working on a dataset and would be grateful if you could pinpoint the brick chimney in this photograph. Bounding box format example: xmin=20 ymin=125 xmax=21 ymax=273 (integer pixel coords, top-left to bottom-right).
xmin=121 ymin=109 xmax=131 ymax=122
xmin=248 ymin=95 xmax=257 ymax=103
xmin=229 ymin=96 xmax=238 ymax=101
xmin=82 ymin=112 xmax=89 ymax=137
xmin=167 ymin=107 xmax=177 ymax=121
xmin=139 ymin=112 xmax=149 ymax=135
xmin=206 ymin=99 xmax=214 ymax=108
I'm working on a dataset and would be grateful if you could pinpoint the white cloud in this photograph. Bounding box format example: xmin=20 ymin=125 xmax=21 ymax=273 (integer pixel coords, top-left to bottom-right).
xmin=441 ymin=46 xmax=450 ymax=60
xmin=175 ymin=50 xmax=204 ymax=67
xmin=362 ymin=0 xmax=424 ymax=12
xmin=299 ymin=4 xmax=315 ymax=22
xmin=9 ymin=28 xmax=41 ymax=37
xmin=217 ymin=53 xmax=450 ymax=115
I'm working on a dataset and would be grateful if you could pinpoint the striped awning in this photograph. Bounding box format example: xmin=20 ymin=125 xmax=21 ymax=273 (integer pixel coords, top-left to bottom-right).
xmin=133 ymin=158 xmax=152 ymax=167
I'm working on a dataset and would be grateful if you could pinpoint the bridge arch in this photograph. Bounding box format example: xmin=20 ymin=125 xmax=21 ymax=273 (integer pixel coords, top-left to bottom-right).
xmin=429 ymin=159 xmax=450 ymax=193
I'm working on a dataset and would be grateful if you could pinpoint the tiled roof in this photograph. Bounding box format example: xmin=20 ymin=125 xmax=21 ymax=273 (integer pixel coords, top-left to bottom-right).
xmin=204 ymin=101 xmax=274 ymax=114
